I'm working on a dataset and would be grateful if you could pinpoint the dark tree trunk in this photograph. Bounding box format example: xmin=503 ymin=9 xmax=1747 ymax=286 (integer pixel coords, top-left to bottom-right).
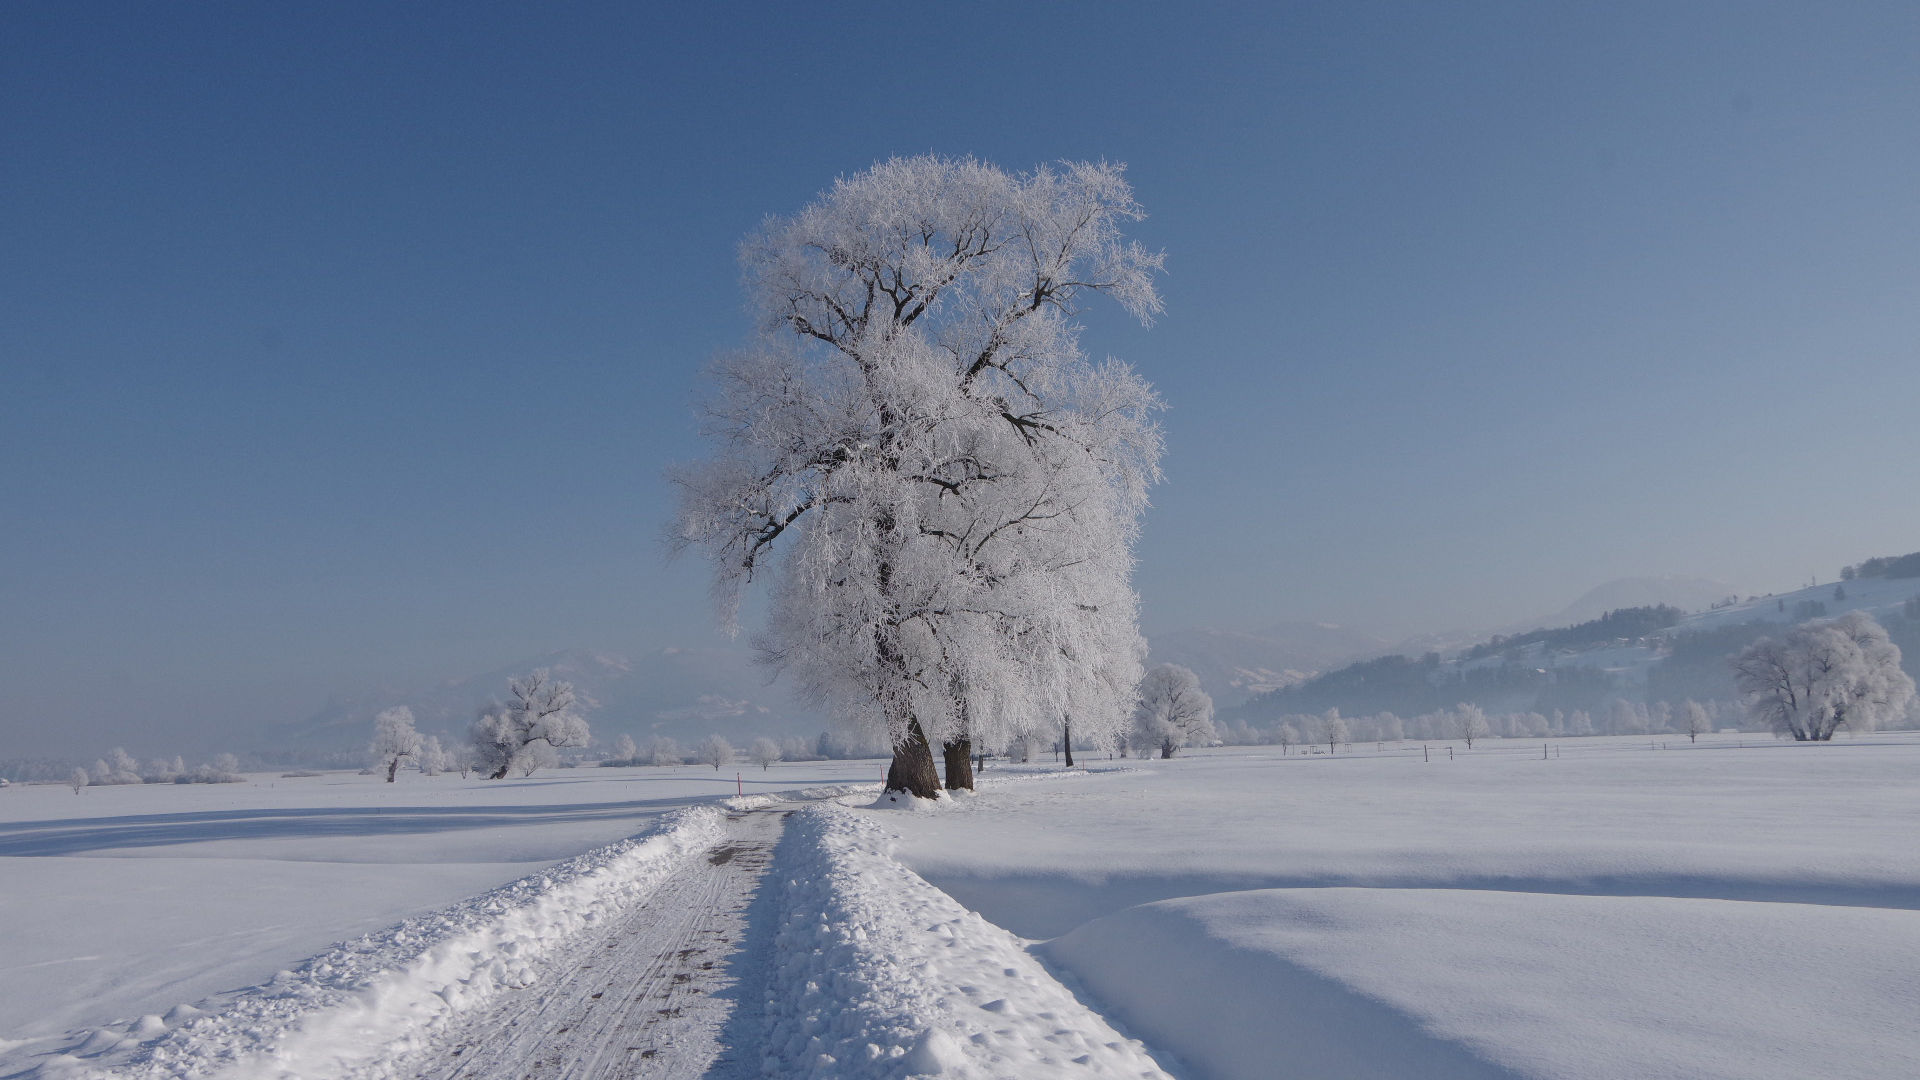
xmin=885 ymin=718 xmax=942 ymax=798
xmin=489 ymin=764 xmax=510 ymax=780
xmin=942 ymin=737 xmax=974 ymax=791
xmin=1063 ymin=716 xmax=1075 ymax=768
xmin=1161 ymin=737 xmax=1175 ymax=759
xmin=386 ymin=757 xmax=399 ymax=782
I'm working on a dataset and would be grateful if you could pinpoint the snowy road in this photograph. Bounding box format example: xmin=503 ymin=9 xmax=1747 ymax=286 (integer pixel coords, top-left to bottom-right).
xmin=397 ymin=809 xmax=785 ymax=1080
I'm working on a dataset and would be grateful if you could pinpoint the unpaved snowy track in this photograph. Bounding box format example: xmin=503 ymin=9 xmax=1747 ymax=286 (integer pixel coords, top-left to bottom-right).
xmin=403 ymin=809 xmax=785 ymax=1080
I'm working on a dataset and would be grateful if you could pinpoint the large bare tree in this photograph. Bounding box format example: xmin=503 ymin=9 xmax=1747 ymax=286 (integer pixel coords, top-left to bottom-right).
xmin=674 ymin=156 xmax=1164 ymax=798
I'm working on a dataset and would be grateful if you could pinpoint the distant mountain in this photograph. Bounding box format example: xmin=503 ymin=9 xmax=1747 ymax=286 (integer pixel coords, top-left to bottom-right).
xmin=1223 ymin=571 xmax=1920 ymax=725
xmin=271 ymin=645 xmax=827 ymax=754
xmin=1149 ymin=622 xmax=1392 ymax=707
xmin=1517 ymin=576 xmax=1738 ymax=634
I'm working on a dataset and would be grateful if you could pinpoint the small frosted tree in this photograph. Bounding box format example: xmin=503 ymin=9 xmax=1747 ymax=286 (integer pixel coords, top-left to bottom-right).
xmin=1453 ymin=704 xmax=1489 ymax=749
xmin=1277 ymin=721 xmax=1299 ymax=755
xmin=417 ymin=735 xmax=451 ymax=776
xmin=370 ymin=706 xmax=423 ymax=782
xmin=93 ymin=748 xmax=140 ymax=786
xmin=70 ymin=767 xmax=88 ymax=794
xmin=1682 ymin=700 xmax=1710 ymax=743
xmin=612 ymin=733 xmax=639 ymax=765
xmin=1321 ymin=710 xmax=1350 ymax=753
xmin=470 ymin=669 xmax=592 ymax=779
xmin=696 ymin=734 xmax=736 ymax=771
xmin=1733 ymin=612 xmax=1915 ymax=741
xmin=647 ymin=736 xmax=684 ymax=766
xmin=1132 ymin=664 xmax=1216 ymax=758
xmin=748 ymin=737 xmax=782 ymax=770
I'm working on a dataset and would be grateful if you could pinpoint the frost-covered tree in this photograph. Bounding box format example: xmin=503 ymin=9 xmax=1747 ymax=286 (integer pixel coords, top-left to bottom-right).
xmin=1132 ymin=663 xmax=1215 ymax=758
xmin=370 ymin=706 xmax=423 ymax=782
xmin=1451 ymin=704 xmax=1489 ymax=749
xmin=92 ymin=748 xmax=140 ymax=786
xmin=696 ymin=734 xmax=735 ymax=771
xmin=70 ymin=767 xmax=88 ymax=793
xmin=1733 ymin=612 xmax=1915 ymax=741
xmin=469 ymin=669 xmax=592 ymax=779
xmin=612 ymin=733 xmax=639 ymax=765
xmin=417 ymin=735 xmax=451 ymax=776
xmin=748 ymin=737 xmax=782 ymax=770
xmin=1277 ymin=721 xmax=1299 ymax=755
xmin=1321 ymin=710 xmax=1350 ymax=753
xmin=1682 ymin=700 xmax=1710 ymax=743
xmin=673 ymin=156 xmax=1164 ymax=800
xmin=647 ymin=736 xmax=683 ymax=767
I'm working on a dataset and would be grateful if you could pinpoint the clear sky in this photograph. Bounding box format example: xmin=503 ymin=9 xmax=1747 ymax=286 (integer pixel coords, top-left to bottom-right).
xmin=6 ymin=1 xmax=1919 ymax=753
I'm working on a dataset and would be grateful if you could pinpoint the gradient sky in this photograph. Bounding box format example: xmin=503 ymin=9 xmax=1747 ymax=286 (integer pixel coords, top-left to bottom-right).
xmin=6 ymin=1 xmax=1919 ymax=752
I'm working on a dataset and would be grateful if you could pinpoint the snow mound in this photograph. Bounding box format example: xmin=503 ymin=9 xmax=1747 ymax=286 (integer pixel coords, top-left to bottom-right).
xmin=759 ymin=805 xmax=1172 ymax=1079
xmin=1048 ymin=887 xmax=1920 ymax=1080
xmin=27 ymin=807 xmax=726 ymax=1080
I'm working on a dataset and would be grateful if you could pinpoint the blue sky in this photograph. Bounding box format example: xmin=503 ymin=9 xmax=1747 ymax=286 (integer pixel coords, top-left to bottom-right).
xmin=5 ymin=2 xmax=1919 ymax=751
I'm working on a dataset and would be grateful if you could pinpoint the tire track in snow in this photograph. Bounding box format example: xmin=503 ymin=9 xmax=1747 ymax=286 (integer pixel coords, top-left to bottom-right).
xmin=401 ymin=810 xmax=785 ymax=1080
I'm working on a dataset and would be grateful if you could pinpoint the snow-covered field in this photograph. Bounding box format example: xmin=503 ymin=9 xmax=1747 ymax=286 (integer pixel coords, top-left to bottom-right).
xmin=883 ymin=733 xmax=1920 ymax=1079
xmin=0 ymin=760 xmax=881 ymax=1050
xmin=7 ymin=735 xmax=1918 ymax=1079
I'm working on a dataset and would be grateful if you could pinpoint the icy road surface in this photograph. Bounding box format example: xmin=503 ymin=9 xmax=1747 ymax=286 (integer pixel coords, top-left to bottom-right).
xmin=399 ymin=809 xmax=784 ymax=1080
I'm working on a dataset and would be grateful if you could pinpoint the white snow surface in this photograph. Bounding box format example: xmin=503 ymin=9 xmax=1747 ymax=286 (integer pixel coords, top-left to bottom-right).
xmin=10 ymin=739 xmax=1920 ymax=1079
xmin=21 ymin=807 xmax=726 ymax=1079
xmin=1051 ymin=888 xmax=1920 ymax=1080
xmin=879 ymin=736 xmax=1920 ymax=1080
xmin=0 ymin=761 xmax=883 ymax=1056
xmin=751 ymin=804 xmax=1170 ymax=1079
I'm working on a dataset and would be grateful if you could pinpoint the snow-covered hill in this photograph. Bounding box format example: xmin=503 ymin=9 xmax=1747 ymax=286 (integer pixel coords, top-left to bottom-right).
xmin=1149 ymin=622 xmax=1391 ymax=706
xmin=1516 ymin=575 xmax=1739 ymax=632
xmin=1227 ymin=571 xmax=1920 ymax=721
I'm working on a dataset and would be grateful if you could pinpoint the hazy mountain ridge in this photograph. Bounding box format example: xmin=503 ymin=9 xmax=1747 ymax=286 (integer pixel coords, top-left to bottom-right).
xmin=273 ymin=645 xmax=827 ymax=753
xmin=1149 ymin=623 xmax=1393 ymax=707
xmin=1223 ymin=573 xmax=1920 ymax=723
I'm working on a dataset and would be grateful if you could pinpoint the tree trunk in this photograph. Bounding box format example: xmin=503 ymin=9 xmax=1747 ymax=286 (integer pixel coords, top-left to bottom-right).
xmin=1062 ymin=716 xmax=1075 ymax=768
xmin=943 ymin=737 xmax=974 ymax=791
xmin=885 ymin=718 xmax=942 ymax=798
xmin=1161 ymin=736 xmax=1174 ymax=759
xmin=489 ymin=764 xmax=510 ymax=780
xmin=386 ymin=757 xmax=399 ymax=783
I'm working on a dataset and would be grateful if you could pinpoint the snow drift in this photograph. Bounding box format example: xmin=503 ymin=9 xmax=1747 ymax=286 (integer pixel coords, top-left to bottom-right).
xmin=24 ymin=807 xmax=725 ymax=1080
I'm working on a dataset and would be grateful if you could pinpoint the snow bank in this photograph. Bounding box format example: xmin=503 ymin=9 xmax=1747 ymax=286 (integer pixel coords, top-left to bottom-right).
xmin=26 ymin=807 xmax=725 ymax=1080
xmin=757 ymin=805 xmax=1171 ymax=1079
xmin=1049 ymin=887 xmax=1920 ymax=1080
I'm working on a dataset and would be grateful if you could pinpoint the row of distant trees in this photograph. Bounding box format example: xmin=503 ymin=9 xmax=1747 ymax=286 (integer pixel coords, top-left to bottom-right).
xmin=363 ymin=668 xmax=899 ymax=781
xmin=61 ymin=748 xmax=247 ymax=792
xmin=1214 ymin=701 xmax=1723 ymax=751
xmin=364 ymin=659 xmax=1227 ymax=782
